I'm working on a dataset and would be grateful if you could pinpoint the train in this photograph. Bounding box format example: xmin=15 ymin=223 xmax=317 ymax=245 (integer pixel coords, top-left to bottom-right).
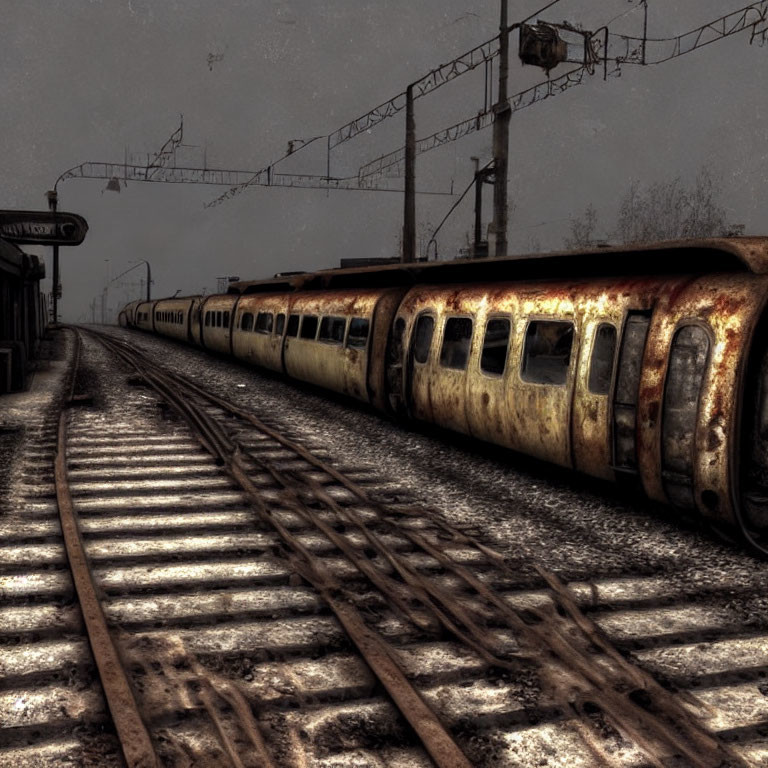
xmin=119 ymin=237 xmax=768 ymax=555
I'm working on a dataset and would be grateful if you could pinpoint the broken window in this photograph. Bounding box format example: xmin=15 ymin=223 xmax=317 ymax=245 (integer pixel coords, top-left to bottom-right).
xmin=286 ymin=314 xmax=300 ymax=337
xmin=300 ymin=315 xmax=318 ymax=340
xmin=413 ymin=314 xmax=434 ymax=364
xmin=255 ymin=312 xmax=273 ymax=334
xmin=241 ymin=312 xmax=254 ymax=332
xmin=319 ymin=315 xmax=346 ymax=344
xmin=440 ymin=317 xmax=473 ymax=370
xmin=275 ymin=313 xmax=285 ymax=336
xmin=521 ymin=320 xmax=574 ymax=385
xmin=588 ymin=323 xmax=617 ymax=395
xmin=481 ymin=317 xmax=510 ymax=375
xmin=347 ymin=317 xmax=370 ymax=348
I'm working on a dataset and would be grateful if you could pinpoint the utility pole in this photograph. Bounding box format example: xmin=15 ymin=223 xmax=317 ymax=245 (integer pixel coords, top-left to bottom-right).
xmin=402 ymin=84 xmax=416 ymax=263
xmin=492 ymin=0 xmax=511 ymax=259
xmin=45 ymin=190 xmax=59 ymax=322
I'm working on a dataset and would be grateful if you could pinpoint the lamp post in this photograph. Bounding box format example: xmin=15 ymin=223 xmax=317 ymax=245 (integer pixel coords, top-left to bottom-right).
xmin=130 ymin=260 xmax=152 ymax=301
xmin=45 ymin=190 xmax=59 ymax=323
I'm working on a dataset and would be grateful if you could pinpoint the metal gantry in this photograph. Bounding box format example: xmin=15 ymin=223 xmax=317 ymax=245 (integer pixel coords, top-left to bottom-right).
xmin=49 ymin=0 xmax=768 ymax=278
xmin=361 ymin=0 xmax=768 ymax=188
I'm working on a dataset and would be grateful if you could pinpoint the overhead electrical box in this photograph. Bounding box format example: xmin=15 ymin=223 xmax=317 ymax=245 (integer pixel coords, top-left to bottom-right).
xmin=519 ymin=23 xmax=568 ymax=72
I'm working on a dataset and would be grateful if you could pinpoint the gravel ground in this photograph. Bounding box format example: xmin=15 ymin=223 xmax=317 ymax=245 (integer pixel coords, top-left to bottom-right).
xmin=99 ymin=325 xmax=768 ymax=601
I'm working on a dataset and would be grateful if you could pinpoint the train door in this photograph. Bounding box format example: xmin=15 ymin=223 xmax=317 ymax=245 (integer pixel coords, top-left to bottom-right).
xmin=405 ymin=312 xmax=436 ymax=422
xmin=385 ymin=316 xmax=407 ymax=415
xmin=512 ymin=318 xmax=579 ymax=467
xmin=661 ymin=324 xmax=711 ymax=508
xmin=428 ymin=315 xmax=473 ymax=435
xmin=612 ymin=311 xmax=651 ymax=477
xmin=466 ymin=315 xmax=513 ymax=446
xmin=572 ymin=321 xmax=618 ymax=479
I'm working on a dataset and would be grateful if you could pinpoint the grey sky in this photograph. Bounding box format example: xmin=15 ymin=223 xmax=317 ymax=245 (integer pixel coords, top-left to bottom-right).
xmin=0 ymin=1 xmax=765 ymax=321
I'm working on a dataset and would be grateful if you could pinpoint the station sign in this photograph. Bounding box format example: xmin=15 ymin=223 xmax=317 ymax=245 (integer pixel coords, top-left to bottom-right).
xmin=0 ymin=210 xmax=88 ymax=246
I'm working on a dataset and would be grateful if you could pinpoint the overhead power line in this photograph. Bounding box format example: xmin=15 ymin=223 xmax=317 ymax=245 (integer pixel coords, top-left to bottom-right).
xmin=358 ymin=65 xmax=591 ymax=184
xmin=208 ymin=0 xmax=570 ymax=207
xmin=608 ymin=0 xmax=768 ymax=65
xmin=328 ymin=37 xmax=499 ymax=150
xmin=359 ymin=0 xmax=768 ymax=185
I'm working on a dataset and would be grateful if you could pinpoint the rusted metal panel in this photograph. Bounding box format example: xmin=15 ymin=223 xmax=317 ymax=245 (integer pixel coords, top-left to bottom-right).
xmin=232 ymin=294 xmax=289 ymax=373
xmin=283 ymin=290 xmax=385 ymax=402
xmin=120 ymin=300 xmax=142 ymax=327
xmin=152 ymin=298 xmax=195 ymax=343
xmin=199 ymin=295 xmax=238 ymax=353
xmin=134 ymin=300 xmax=157 ymax=332
xmin=636 ymin=274 xmax=768 ymax=527
xmin=573 ymin=313 xmax=624 ymax=481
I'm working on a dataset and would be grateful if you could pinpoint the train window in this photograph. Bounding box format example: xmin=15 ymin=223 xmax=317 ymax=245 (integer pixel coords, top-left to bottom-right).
xmin=223 ymin=311 xmax=230 ymax=328
xmin=319 ymin=316 xmax=346 ymax=344
xmin=588 ymin=324 xmax=617 ymax=395
xmin=521 ymin=320 xmax=574 ymax=385
xmin=275 ymin=313 xmax=285 ymax=335
xmin=255 ymin=312 xmax=273 ymax=334
xmin=481 ymin=318 xmax=510 ymax=375
xmin=413 ymin=314 xmax=435 ymax=364
xmin=440 ymin=317 xmax=473 ymax=370
xmin=204 ymin=311 xmax=211 ymax=327
xmin=300 ymin=315 xmax=319 ymax=339
xmin=215 ymin=311 xmax=222 ymax=327
xmin=241 ymin=312 xmax=254 ymax=331
xmin=286 ymin=314 xmax=300 ymax=337
xmin=347 ymin=317 xmax=369 ymax=348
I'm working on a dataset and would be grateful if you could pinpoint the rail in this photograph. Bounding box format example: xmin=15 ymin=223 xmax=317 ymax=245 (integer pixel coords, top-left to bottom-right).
xmin=65 ymin=324 xmax=753 ymax=767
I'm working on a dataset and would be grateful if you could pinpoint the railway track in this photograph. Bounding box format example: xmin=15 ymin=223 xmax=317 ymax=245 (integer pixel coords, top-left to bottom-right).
xmin=2 ymin=327 xmax=768 ymax=766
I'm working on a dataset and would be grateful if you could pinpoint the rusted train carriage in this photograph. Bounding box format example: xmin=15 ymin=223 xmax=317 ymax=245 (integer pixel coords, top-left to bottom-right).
xmin=121 ymin=237 xmax=768 ymax=554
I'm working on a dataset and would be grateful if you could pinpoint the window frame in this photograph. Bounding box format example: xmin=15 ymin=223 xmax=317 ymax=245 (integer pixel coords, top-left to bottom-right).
xmin=346 ymin=316 xmax=370 ymax=349
xmin=411 ymin=312 xmax=436 ymax=366
xmin=319 ymin=315 xmax=347 ymax=345
xmin=300 ymin=314 xmax=319 ymax=340
xmin=286 ymin=313 xmax=300 ymax=338
xmin=479 ymin=314 xmax=512 ymax=378
xmin=519 ymin=318 xmax=576 ymax=387
xmin=255 ymin=311 xmax=274 ymax=335
xmin=587 ymin=322 xmax=618 ymax=396
xmin=439 ymin=315 xmax=474 ymax=371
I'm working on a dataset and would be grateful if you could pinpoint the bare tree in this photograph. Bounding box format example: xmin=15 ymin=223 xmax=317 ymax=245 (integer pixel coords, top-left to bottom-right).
xmin=565 ymin=203 xmax=599 ymax=249
xmin=563 ymin=167 xmax=742 ymax=250
xmin=615 ymin=167 xmax=738 ymax=244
